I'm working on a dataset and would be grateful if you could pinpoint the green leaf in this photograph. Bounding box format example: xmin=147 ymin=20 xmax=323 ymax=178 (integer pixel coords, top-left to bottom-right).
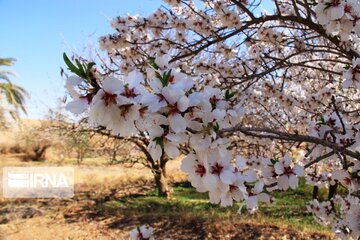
xmin=162 ymin=69 xmax=172 ymax=87
xmin=270 ymin=156 xmax=279 ymax=165
xmin=213 ymin=122 xmax=220 ymax=133
xmin=225 ymin=89 xmax=236 ymax=100
xmin=75 ymin=59 xmax=86 ymax=78
xmin=153 ymin=136 xmax=164 ymax=149
xmin=86 ymin=62 xmax=96 ymax=74
xmin=316 ymin=115 xmax=325 ymax=125
xmin=350 ymin=171 xmax=358 ymax=178
xmin=63 ymin=53 xmax=84 ymax=78
xmin=149 ymin=57 xmax=159 ymax=70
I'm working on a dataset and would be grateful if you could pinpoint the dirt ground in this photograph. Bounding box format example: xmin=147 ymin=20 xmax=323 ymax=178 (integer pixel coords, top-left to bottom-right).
xmin=0 ymin=200 xmax=333 ymax=240
xmin=0 ymin=155 xmax=334 ymax=240
xmin=0 ymin=213 xmax=333 ymax=240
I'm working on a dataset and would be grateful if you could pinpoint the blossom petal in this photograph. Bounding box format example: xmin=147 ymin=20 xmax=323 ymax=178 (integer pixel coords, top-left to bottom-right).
xmin=127 ymin=70 xmax=144 ymax=87
xmin=289 ymin=175 xmax=299 ymax=190
xmin=278 ymin=175 xmax=290 ymax=190
xmin=253 ymin=181 xmax=264 ymax=194
xmin=236 ymin=156 xmax=246 ymax=170
xmin=209 ymin=189 xmax=221 ymax=204
xmin=65 ymin=75 xmax=82 ymax=98
xmin=246 ymin=196 xmax=258 ymax=210
xmin=274 ymin=162 xmax=284 ymax=175
xmin=203 ymin=173 xmax=218 ymax=192
xmin=164 ymin=142 xmax=180 ymax=159
xmin=155 ymin=54 xmax=171 ymax=69
xmin=65 ymin=98 xmax=88 ymax=114
xmin=244 ymin=170 xmax=257 ymax=183
xmin=177 ymin=95 xmax=189 ymax=112
xmin=169 ymin=113 xmax=187 ymax=133
xmin=329 ymin=5 xmax=344 ymax=20
xmin=220 ymin=192 xmax=233 ymax=207
xmin=102 ymin=76 xmax=123 ymax=93
xmin=149 ymin=143 xmax=162 ymax=160
xmin=220 ymin=170 xmax=235 ymax=184
xmin=293 ymin=165 xmax=304 ymax=176
xmin=181 ymin=154 xmax=196 ymax=173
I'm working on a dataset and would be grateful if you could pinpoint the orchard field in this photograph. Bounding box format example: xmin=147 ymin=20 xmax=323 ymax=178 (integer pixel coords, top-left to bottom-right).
xmin=0 ymin=154 xmax=333 ymax=240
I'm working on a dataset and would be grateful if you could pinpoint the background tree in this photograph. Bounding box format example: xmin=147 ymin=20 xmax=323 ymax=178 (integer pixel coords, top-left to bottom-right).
xmin=0 ymin=57 xmax=28 ymax=121
xmin=78 ymin=126 xmax=174 ymax=197
xmin=18 ymin=121 xmax=55 ymax=161
xmin=46 ymin=99 xmax=174 ymax=196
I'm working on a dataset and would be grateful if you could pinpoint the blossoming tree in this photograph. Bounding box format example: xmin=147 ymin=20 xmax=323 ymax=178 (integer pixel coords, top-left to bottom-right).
xmin=63 ymin=0 xmax=360 ymax=238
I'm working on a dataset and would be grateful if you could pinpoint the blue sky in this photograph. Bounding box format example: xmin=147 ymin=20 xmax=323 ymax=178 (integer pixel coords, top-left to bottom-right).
xmin=0 ymin=0 xmax=164 ymax=119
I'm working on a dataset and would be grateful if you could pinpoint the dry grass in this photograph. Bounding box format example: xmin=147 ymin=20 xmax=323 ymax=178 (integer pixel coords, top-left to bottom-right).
xmin=0 ymin=155 xmax=334 ymax=240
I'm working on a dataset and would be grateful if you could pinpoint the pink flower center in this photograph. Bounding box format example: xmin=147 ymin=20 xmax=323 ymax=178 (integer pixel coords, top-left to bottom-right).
xmin=209 ymin=96 xmax=219 ymax=106
xmin=156 ymin=93 xmax=165 ymax=101
xmin=284 ymin=166 xmax=293 ymax=176
xmin=123 ymin=86 xmax=137 ymax=98
xmin=211 ymin=162 xmax=224 ymax=176
xmin=139 ymin=107 xmax=147 ymax=117
xmin=327 ymin=118 xmax=336 ymax=126
xmin=344 ymin=177 xmax=351 ymax=185
xmin=331 ymin=0 xmax=341 ymax=6
xmin=168 ymin=103 xmax=179 ymax=115
xmin=248 ymin=187 xmax=255 ymax=196
xmin=229 ymin=185 xmax=238 ymax=192
xmin=119 ymin=104 xmax=132 ymax=117
xmin=344 ymin=4 xmax=352 ymax=13
xmin=102 ymin=91 xmax=117 ymax=106
xmin=195 ymin=164 xmax=206 ymax=177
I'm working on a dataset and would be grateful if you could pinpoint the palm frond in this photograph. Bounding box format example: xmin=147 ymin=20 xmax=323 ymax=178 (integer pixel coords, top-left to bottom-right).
xmin=0 ymin=58 xmax=16 ymax=66
xmin=0 ymin=57 xmax=27 ymax=121
xmin=0 ymin=83 xmax=28 ymax=114
xmin=0 ymin=70 xmax=16 ymax=82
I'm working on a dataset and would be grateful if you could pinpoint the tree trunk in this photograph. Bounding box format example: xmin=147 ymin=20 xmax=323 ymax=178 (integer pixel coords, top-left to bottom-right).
xmin=76 ymin=149 xmax=86 ymax=165
xmin=31 ymin=145 xmax=49 ymax=161
xmin=312 ymin=167 xmax=319 ymax=200
xmin=312 ymin=186 xmax=319 ymax=200
xmin=129 ymin=138 xmax=172 ymax=197
xmin=328 ymin=183 xmax=338 ymax=211
xmin=154 ymin=169 xmax=170 ymax=197
xmin=154 ymin=154 xmax=171 ymax=197
xmin=111 ymin=149 xmax=117 ymax=164
xmin=328 ymin=183 xmax=337 ymax=200
xmin=76 ymin=151 xmax=81 ymax=165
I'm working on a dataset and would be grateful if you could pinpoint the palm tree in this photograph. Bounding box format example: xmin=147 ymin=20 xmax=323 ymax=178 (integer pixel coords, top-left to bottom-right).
xmin=0 ymin=57 xmax=28 ymax=120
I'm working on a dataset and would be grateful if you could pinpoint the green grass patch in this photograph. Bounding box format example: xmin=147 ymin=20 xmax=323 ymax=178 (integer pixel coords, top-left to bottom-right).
xmin=103 ymin=180 xmax=331 ymax=233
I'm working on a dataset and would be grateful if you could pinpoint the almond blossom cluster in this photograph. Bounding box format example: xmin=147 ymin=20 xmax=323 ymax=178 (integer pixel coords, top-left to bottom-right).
xmin=308 ymin=195 xmax=360 ymax=239
xmin=343 ymin=58 xmax=360 ymax=89
xmin=315 ymin=0 xmax=360 ymax=41
xmin=65 ymin=54 xmax=305 ymax=213
xmin=304 ymin=112 xmax=360 ymax=238
xmin=309 ymin=112 xmax=360 ymax=148
xmin=64 ymin=0 xmax=360 ymax=238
